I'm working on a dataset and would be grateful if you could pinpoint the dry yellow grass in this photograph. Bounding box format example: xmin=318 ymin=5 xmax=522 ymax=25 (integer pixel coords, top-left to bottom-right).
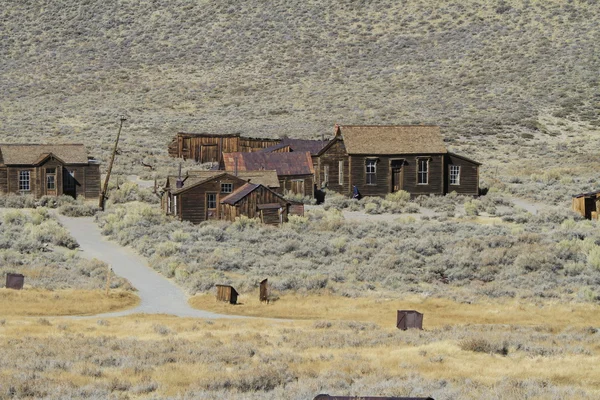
xmin=1 ymin=313 xmax=599 ymax=397
xmin=0 ymin=288 xmax=139 ymax=316
xmin=189 ymin=292 xmax=600 ymax=328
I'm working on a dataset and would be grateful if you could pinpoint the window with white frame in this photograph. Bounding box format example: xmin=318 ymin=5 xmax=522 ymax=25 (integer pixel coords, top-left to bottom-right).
xmin=207 ymin=193 xmax=217 ymax=209
xmin=449 ymin=165 xmax=460 ymax=185
xmin=47 ymin=174 xmax=56 ymax=190
xmin=19 ymin=171 xmax=30 ymax=191
xmin=221 ymin=183 xmax=233 ymax=193
xmin=366 ymin=159 xmax=377 ymax=185
xmin=417 ymin=159 xmax=429 ymax=185
xmin=338 ymin=161 xmax=344 ymax=185
xmin=46 ymin=167 xmax=56 ymax=190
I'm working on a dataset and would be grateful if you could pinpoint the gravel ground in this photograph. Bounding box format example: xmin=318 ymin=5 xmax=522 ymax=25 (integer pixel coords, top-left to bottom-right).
xmin=57 ymin=214 xmax=241 ymax=319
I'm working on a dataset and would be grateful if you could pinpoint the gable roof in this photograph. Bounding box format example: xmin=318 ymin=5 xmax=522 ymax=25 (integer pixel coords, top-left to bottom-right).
xmin=447 ymin=152 xmax=482 ymax=166
xmin=259 ymin=138 xmax=329 ymax=156
xmin=222 ymin=151 xmax=314 ymax=176
xmin=0 ymin=144 xmax=92 ymax=165
xmin=337 ymin=125 xmax=447 ymax=155
xmin=170 ymin=172 xmax=242 ymax=195
xmin=220 ymin=183 xmax=260 ymax=205
xmin=167 ymin=170 xmax=280 ymax=189
xmin=220 ymin=182 xmax=290 ymax=206
xmin=280 ymin=138 xmax=328 ymax=155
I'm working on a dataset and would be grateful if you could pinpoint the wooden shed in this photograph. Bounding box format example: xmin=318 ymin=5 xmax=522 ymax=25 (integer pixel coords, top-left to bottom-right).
xmin=220 ymin=182 xmax=300 ymax=225
xmin=397 ymin=310 xmax=423 ymax=330
xmin=260 ymin=279 xmax=269 ymax=303
xmin=572 ymin=190 xmax=600 ymax=220
xmin=0 ymin=144 xmax=101 ymax=199
xmin=223 ymin=151 xmax=315 ymax=197
xmin=5 ymin=273 xmax=24 ymax=290
xmin=216 ymin=285 xmax=238 ymax=304
xmin=168 ymin=133 xmax=279 ymax=163
xmin=315 ymin=125 xmax=480 ymax=198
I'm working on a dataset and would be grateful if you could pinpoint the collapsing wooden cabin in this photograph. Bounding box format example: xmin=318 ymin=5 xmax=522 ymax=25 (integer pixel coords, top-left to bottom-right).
xmin=222 ymin=151 xmax=315 ymax=197
xmin=168 ymin=133 xmax=280 ymax=163
xmin=163 ymin=172 xmax=249 ymax=224
xmin=216 ymin=285 xmax=238 ymax=304
xmin=220 ymin=183 xmax=303 ymax=225
xmin=572 ymin=190 xmax=600 ymax=220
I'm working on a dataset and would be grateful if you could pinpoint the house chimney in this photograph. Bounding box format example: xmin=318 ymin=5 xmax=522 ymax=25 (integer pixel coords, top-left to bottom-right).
xmin=334 ymin=124 xmax=340 ymax=136
xmin=234 ymin=157 xmax=238 ymax=176
xmin=176 ymin=163 xmax=184 ymax=188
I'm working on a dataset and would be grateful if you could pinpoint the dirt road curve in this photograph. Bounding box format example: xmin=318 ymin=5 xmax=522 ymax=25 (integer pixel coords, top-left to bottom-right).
xmin=57 ymin=215 xmax=239 ymax=319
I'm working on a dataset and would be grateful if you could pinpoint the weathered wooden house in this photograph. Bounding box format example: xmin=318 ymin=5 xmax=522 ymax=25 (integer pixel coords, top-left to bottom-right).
xmin=168 ymin=133 xmax=280 ymax=163
xmin=220 ymin=182 xmax=302 ymax=225
xmin=315 ymin=125 xmax=480 ymax=197
xmin=0 ymin=144 xmax=100 ymax=199
xmin=164 ymin=170 xmax=280 ymax=192
xmin=260 ymin=138 xmax=328 ymax=172
xmin=572 ymin=190 xmax=600 ymax=220
xmin=222 ymin=151 xmax=315 ymax=197
xmin=163 ymin=172 xmax=248 ymax=223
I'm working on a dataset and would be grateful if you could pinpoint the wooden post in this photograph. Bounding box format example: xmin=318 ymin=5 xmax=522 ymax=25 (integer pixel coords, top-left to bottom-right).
xmin=105 ymin=265 xmax=112 ymax=296
xmin=99 ymin=116 xmax=127 ymax=211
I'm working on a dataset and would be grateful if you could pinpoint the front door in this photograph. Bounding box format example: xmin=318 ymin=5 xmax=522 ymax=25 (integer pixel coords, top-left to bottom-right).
xmin=45 ymin=168 xmax=57 ymax=196
xmin=391 ymin=160 xmax=404 ymax=192
xmin=206 ymin=193 xmax=218 ymax=220
xmin=63 ymin=168 xmax=77 ymax=198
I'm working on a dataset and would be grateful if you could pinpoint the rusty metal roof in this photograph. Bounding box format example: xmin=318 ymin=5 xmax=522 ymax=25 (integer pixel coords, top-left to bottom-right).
xmin=338 ymin=125 xmax=447 ymax=155
xmin=0 ymin=144 xmax=92 ymax=165
xmin=280 ymin=138 xmax=328 ymax=155
xmin=259 ymin=139 xmax=328 ymax=155
xmin=223 ymin=151 xmax=314 ymax=176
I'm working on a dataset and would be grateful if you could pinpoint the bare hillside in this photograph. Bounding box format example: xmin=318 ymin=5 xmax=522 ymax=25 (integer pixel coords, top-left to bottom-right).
xmin=1 ymin=0 xmax=598 ymax=179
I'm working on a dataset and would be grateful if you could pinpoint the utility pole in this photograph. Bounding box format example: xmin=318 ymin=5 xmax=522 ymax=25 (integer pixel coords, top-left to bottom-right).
xmin=99 ymin=116 xmax=127 ymax=210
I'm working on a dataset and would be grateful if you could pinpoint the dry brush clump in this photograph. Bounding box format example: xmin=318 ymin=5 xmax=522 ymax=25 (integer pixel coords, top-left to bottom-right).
xmin=97 ymin=202 xmax=600 ymax=302
xmin=0 ymin=318 xmax=597 ymax=399
xmin=0 ymin=208 xmax=130 ymax=291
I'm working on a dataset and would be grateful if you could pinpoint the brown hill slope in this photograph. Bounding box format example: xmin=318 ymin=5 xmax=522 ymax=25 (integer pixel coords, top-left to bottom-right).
xmin=0 ymin=0 xmax=598 ymax=177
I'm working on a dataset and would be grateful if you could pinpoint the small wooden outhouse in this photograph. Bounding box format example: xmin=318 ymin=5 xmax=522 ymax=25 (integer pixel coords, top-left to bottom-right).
xmin=396 ymin=310 xmax=423 ymax=330
xmin=572 ymin=190 xmax=600 ymax=220
xmin=216 ymin=285 xmax=238 ymax=304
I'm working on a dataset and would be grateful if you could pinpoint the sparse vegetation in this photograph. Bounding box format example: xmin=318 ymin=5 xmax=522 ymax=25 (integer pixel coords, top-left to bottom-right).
xmin=2 ymin=0 xmax=600 ymax=398
xmin=97 ymin=201 xmax=599 ymax=303
xmin=0 ymin=208 xmax=132 ymax=293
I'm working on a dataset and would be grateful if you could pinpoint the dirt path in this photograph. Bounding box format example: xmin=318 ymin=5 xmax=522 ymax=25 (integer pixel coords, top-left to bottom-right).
xmin=57 ymin=215 xmax=240 ymax=319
